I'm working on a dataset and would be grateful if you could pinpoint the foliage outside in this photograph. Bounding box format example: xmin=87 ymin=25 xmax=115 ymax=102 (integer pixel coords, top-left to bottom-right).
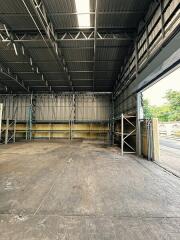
xmin=143 ymin=90 xmax=180 ymax=122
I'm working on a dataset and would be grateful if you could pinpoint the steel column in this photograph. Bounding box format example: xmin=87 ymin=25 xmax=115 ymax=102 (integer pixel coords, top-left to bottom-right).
xmin=0 ymin=103 xmax=2 ymax=142
xmin=5 ymin=118 xmax=9 ymax=144
xmin=136 ymin=92 xmax=143 ymax=156
xmin=93 ymin=0 xmax=99 ymax=91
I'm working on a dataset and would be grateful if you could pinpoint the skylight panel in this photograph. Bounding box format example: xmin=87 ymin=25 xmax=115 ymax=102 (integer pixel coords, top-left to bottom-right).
xmin=75 ymin=0 xmax=90 ymax=28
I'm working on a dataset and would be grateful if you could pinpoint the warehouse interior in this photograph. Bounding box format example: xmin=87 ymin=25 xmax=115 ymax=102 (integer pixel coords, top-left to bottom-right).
xmin=0 ymin=0 xmax=180 ymax=239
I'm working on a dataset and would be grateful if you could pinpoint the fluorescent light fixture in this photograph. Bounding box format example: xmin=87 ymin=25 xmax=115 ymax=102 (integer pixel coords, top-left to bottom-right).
xmin=75 ymin=0 xmax=90 ymax=28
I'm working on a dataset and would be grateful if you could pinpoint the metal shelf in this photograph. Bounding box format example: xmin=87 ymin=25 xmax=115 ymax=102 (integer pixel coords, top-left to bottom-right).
xmin=114 ymin=114 xmax=136 ymax=155
xmin=14 ymin=120 xmax=110 ymax=124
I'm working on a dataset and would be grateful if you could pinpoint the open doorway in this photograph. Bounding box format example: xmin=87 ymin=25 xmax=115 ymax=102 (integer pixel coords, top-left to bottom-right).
xmin=142 ymin=67 xmax=180 ymax=176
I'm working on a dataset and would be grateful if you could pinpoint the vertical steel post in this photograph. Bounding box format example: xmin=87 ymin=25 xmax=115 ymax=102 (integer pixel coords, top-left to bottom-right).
xmin=26 ymin=119 xmax=28 ymax=140
xmin=29 ymin=105 xmax=32 ymax=141
xmin=71 ymin=93 xmax=75 ymax=141
xmin=111 ymin=96 xmax=115 ymax=146
xmin=136 ymin=93 xmax=143 ymax=156
xmin=29 ymin=93 xmax=36 ymax=141
xmin=49 ymin=123 xmax=51 ymax=140
xmin=0 ymin=103 xmax=3 ymax=142
xmin=121 ymin=113 xmax=124 ymax=156
xmin=93 ymin=0 xmax=98 ymax=91
xmin=5 ymin=118 xmax=9 ymax=144
xmin=13 ymin=119 xmax=16 ymax=143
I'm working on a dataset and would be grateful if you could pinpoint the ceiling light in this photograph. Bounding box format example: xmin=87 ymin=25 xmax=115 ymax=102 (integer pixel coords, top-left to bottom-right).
xmin=75 ymin=0 xmax=90 ymax=28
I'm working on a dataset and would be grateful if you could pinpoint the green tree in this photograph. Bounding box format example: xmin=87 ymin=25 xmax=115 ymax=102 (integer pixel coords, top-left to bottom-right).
xmin=164 ymin=90 xmax=180 ymax=121
xmin=143 ymin=99 xmax=153 ymax=119
xmin=152 ymin=105 xmax=170 ymax=122
xmin=143 ymin=90 xmax=180 ymax=122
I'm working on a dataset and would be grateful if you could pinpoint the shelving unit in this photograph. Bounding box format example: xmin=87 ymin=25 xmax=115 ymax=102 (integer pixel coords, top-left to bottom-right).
xmin=0 ymin=94 xmax=112 ymax=143
xmin=1 ymin=119 xmax=16 ymax=144
xmin=114 ymin=114 xmax=136 ymax=155
xmin=10 ymin=120 xmax=111 ymax=142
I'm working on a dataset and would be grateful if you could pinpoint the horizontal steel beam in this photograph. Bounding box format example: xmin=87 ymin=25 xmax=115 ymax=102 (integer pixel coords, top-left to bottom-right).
xmin=50 ymin=11 xmax=145 ymax=16
xmin=5 ymin=60 xmax=123 ymax=64
xmin=13 ymin=71 xmax=119 ymax=74
xmin=113 ymin=0 xmax=179 ymax=97
xmin=0 ymin=92 xmax=112 ymax=96
xmin=0 ymin=31 xmax=134 ymax=42
xmin=54 ymin=27 xmax=136 ymax=31
xmin=1 ymin=27 xmax=136 ymax=34
xmin=0 ymin=46 xmax=128 ymax=51
xmin=0 ymin=22 xmax=53 ymax=91
xmin=1 ymin=78 xmax=113 ymax=82
xmin=0 ymin=11 xmax=145 ymax=17
xmin=30 ymin=85 xmax=111 ymax=88
xmin=21 ymin=0 xmax=73 ymax=91
xmin=0 ymin=63 xmax=29 ymax=92
xmin=27 ymin=79 xmax=113 ymax=82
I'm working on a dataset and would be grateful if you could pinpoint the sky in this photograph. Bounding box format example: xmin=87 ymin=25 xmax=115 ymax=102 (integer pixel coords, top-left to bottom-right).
xmin=143 ymin=67 xmax=180 ymax=106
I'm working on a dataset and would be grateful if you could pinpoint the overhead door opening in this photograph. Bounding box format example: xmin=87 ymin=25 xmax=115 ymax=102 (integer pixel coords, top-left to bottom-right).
xmin=142 ymin=67 xmax=180 ymax=175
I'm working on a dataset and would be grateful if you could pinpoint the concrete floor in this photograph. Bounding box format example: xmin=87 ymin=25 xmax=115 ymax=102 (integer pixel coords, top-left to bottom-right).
xmin=0 ymin=140 xmax=180 ymax=239
xmin=158 ymin=138 xmax=180 ymax=177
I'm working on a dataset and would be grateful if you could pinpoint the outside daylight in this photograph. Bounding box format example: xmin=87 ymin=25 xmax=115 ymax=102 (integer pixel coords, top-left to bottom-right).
xmin=143 ymin=67 xmax=180 ymax=175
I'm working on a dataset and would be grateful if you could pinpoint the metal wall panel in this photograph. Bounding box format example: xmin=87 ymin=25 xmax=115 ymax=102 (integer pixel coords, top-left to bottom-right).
xmin=35 ymin=95 xmax=72 ymax=121
xmin=0 ymin=95 xmax=30 ymax=121
xmin=0 ymin=94 xmax=111 ymax=122
xmin=114 ymin=0 xmax=179 ymax=118
xmin=114 ymin=93 xmax=137 ymax=118
xmin=76 ymin=95 xmax=111 ymax=121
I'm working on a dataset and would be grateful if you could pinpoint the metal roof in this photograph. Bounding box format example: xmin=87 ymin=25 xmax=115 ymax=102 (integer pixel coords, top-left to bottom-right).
xmin=0 ymin=0 xmax=152 ymax=93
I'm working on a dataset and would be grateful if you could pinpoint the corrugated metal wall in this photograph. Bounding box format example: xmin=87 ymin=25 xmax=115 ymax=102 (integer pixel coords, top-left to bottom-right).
xmin=0 ymin=94 xmax=111 ymax=122
xmin=114 ymin=0 xmax=179 ymax=118
xmin=35 ymin=95 xmax=72 ymax=121
xmin=0 ymin=95 xmax=30 ymax=121
xmin=114 ymin=94 xmax=137 ymax=118
xmin=75 ymin=95 xmax=111 ymax=121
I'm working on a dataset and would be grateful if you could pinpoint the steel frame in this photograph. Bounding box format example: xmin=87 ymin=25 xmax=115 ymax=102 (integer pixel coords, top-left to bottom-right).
xmin=4 ymin=61 xmax=123 ymax=64
xmin=0 ymin=93 xmax=112 ymax=97
xmin=12 ymin=71 xmax=119 ymax=74
xmin=0 ymin=62 xmax=29 ymax=92
xmin=1 ymin=92 xmax=111 ymax=142
xmin=1 ymin=118 xmax=17 ymax=144
xmin=114 ymin=0 xmax=179 ymax=98
xmin=0 ymin=22 xmax=52 ymax=92
xmin=114 ymin=114 xmax=136 ymax=155
xmin=26 ymin=94 xmax=36 ymax=140
xmin=93 ymin=0 xmax=98 ymax=91
xmin=0 ymin=3 xmax=133 ymax=94
xmin=0 ymin=93 xmax=112 ymax=142
xmin=110 ymin=96 xmax=115 ymax=145
xmin=0 ymin=0 xmax=178 ymax=95
xmin=0 ymin=98 xmax=18 ymax=144
xmin=0 ymin=31 xmax=133 ymax=42
xmin=0 ymin=11 xmax=146 ymax=17
xmin=136 ymin=93 xmax=144 ymax=156
xmin=21 ymin=0 xmax=74 ymax=91
xmin=0 ymin=103 xmax=2 ymax=141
